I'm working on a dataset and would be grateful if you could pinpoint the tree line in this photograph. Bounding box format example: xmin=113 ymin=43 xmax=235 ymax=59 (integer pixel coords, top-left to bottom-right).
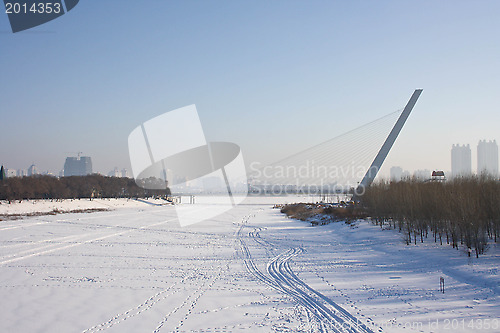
xmin=362 ymin=176 xmax=500 ymax=257
xmin=0 ymin=174 xmax=170 ymax=201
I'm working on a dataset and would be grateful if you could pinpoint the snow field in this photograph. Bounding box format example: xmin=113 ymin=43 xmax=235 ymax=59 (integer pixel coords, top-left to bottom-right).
xmin=0 ymin=196 xmax=498 ymax=332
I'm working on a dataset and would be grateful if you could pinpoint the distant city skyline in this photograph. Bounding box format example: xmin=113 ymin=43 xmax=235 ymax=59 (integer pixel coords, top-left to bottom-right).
xmin=390 ymin=166 xmax=432 ymax=182
xmin=450 ymin=140 xmax=499 ymax=177
xmin=2 ymin=137 xmax=499 ymax=180
xmin=390 ymin=139 xmax=500 ymax=181
xmin=1 ymin=2 xmax=500 ymax=179
xmin=1 ymin=160 xmax=130 ymax=179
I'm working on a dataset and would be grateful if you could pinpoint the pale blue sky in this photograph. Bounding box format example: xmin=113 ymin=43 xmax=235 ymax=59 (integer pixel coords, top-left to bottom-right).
xmin=1 ymin=1 xmax=499 ymax=177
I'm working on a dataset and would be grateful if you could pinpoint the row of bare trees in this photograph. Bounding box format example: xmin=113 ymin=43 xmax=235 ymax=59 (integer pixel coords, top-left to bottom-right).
xmin=0 ymin=175 xmax=170 ymax=201
xmin=363 ymin=176 xmax=500 ymax=257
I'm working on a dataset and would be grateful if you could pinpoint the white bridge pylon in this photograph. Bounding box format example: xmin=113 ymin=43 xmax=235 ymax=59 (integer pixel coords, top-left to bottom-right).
xmin=354 ymin=89 xmax=423 ymax=200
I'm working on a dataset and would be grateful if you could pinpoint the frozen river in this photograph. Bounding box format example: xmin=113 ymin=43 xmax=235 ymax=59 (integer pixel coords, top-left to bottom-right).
xmin=0 ymin=197 xmax=498 ymax=332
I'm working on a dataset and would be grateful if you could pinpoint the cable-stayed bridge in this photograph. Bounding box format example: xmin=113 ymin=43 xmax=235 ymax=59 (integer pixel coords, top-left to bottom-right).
xmin=248 ymin=89 xmax=423 ymax=199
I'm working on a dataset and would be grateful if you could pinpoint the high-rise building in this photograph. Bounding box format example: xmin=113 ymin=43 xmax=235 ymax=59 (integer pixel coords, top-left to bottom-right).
xmin=63 ymin=156 xmax=93 ymax=176
xmin=451 ymin=144 xmax=471 ymax=178
xmin=6 ymin=169 xmax=17 ymax=177
xmin=477 ymin=140 xmax=498 ymax=176
xmin=390 ymin=166 xmax=403 ymax=182
xmin=121 ymin=168 xmax=129 ymax=178
xmin=108 ymin=167 xmax=120 ymax=177
xmin=27 ymin=164 xmax=38 ymax=176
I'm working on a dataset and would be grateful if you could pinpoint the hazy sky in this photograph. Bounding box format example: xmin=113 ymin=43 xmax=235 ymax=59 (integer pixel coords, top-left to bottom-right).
xmin=1 ymin=1 xmax=499 ymax=178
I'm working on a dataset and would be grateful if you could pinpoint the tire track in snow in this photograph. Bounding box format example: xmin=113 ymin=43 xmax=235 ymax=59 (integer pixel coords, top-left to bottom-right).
xmin=267 ymin=247 xmax=374 ymax=333
xmin=238 ymin=215 xmax=374 ymax=333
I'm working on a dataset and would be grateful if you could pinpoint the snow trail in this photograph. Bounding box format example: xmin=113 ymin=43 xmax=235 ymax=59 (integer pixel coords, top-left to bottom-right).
xmin=238 ymin=214 xmax=374 ymax=333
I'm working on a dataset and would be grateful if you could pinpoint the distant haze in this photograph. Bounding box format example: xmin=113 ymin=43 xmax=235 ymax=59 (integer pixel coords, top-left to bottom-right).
xmin=1 ymin=1 xmax=499 ymax=180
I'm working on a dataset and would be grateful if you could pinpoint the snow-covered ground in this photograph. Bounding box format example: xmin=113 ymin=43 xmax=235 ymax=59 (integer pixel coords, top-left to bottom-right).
xmin=0 ymin=198 xmax=169 ymax=216
xmin=0 ymin=197 xmax=498 ymax=332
